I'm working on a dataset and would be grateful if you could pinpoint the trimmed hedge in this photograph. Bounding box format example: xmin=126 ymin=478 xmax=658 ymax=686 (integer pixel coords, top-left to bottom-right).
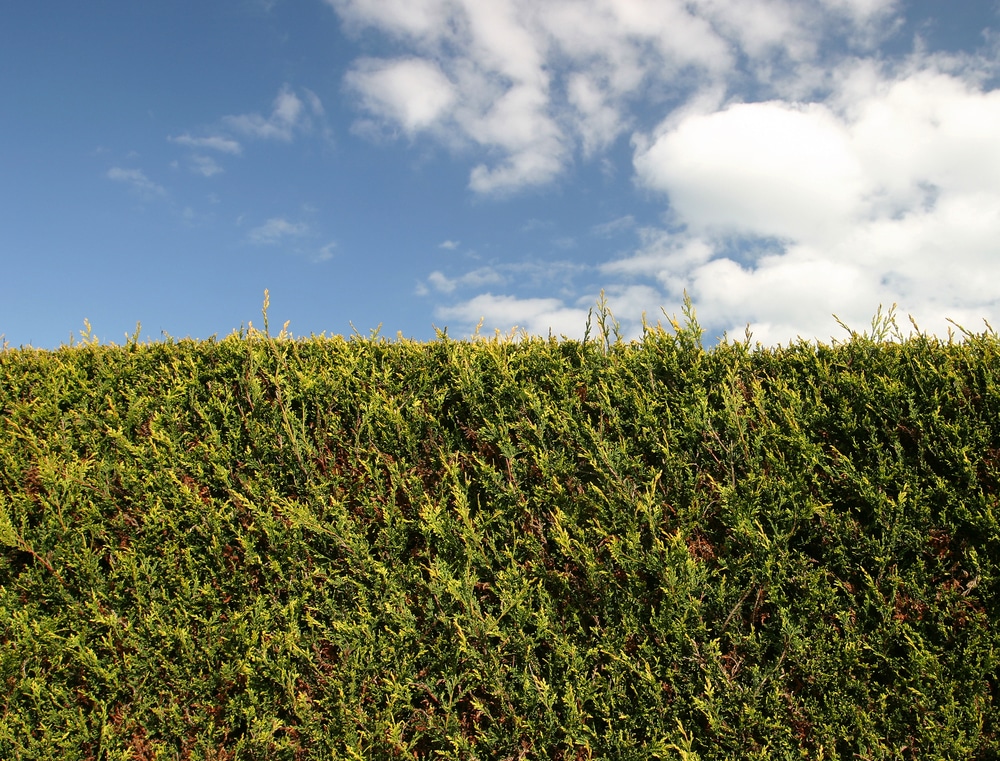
xmin=0 ymin=308 xmax=997 ymax=759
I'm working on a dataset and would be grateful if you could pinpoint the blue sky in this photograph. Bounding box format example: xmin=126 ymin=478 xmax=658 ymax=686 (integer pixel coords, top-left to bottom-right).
xmin=3 ymin=0 xmax=999 ymax=348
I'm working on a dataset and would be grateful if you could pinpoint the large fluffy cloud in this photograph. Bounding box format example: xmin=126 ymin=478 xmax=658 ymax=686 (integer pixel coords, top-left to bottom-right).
xmin=621 ymin=62 xmax=1000 ymax=342
xmin=635 ymin=100 xmax=867 ymax=244
xmin=327 ymin=0 xmax=1000 ymax=344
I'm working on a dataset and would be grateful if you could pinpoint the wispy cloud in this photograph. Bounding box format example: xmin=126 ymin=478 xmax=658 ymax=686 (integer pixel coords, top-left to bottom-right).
xmin=424 ymin=267 xmax=504 ymax=294
xmin=106 ymin=167 xmax=166 ymax=197
xmin=168 ymin=86 xmax=329 ymax=184
xmin=189 ymin=155 xmax=224 ymax=177
xmin=168 ymin=133 xmax=243 ymax=154
xmin=244 ymin=217 xmax=336 ymax=263
xmin=224 ymin=84 xmax=326 ymax=142
xmin=247 ymin=217 xmax=311 ymax=244
xmin=438 ymin=239 xmax=460 ymax=250
xmin=314 ymin=242 xmax=337 ymax=262
xmin=592 ymin=215 xmax=636 ymax=237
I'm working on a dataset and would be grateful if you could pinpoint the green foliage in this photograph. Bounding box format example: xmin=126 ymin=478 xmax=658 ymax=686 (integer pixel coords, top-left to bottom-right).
xmin=0 ymin=302 xmax=997 ymax=759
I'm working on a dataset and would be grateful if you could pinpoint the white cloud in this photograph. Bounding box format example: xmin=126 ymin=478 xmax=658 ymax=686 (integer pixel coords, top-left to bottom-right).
xmin=328 ymin=0 xmax=454 ymax=41
xmin=435 ymin=293 xmax=590 ymax=338
xmin=224 ymin=85 xmax=325 ymax=142
xmin=820 ymin=0 xmax=899 ymax=24
xmin=439 ymin=239 xmax=460 ymax=249
xmin=427 ymin=271 xmax=457 ymax=293
xmin=618 ymin=62 xmax=1000 ymax=343
xmin=635 ymin=100 xmax=867 ymax=244
xmin=247 ymin=217 xmax=311 ymax=244
xmin=432 ymin=283 xmax=679 ymax=341
xmin=346 ymin=57 xmax=456 ymax=133
xmin=841 ymin=66 xmax=1000 ymax=199
xmin=601 ymin=231 xmax=714 ymax=295
xmin=168 ymin=134 xmax=243 ymax=154
xmin=687 ymin=248 xmax=879 ymax=341
xmin=687 ymin=0 xmax=815 ymax=61
xmin=567 ymin=73 xmax=625 ymax=156
xmin=106 ymin=167 xmax=166 ymax=197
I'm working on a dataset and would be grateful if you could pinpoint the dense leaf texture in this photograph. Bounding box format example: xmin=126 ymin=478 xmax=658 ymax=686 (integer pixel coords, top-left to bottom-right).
xmin=1 ymin=319 xmax=997 ymax=759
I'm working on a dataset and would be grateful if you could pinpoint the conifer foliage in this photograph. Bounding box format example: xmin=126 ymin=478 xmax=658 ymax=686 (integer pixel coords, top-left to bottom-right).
xmin=1 ymin=305 xmax=997 ymax=758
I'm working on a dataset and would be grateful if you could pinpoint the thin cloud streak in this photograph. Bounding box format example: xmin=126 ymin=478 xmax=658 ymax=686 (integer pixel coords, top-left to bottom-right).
xmin=425 ymin=267 xmax=504 ymax=294
xmin=169 ymin=134 xmax=243 ymax=155
xmin=106 ymin=167 xmax=166 ymax=197
xmin=247 ymin=217 xmax=311 ymax=245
